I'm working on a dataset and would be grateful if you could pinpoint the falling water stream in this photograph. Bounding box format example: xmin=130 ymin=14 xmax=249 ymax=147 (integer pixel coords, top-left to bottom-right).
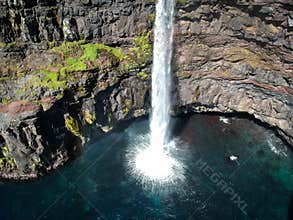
xmin=0 ymin=1 xmax=292 ymax=219
xmin=150 ymin=0 xmax=175 ymax=148
xmin=133 ymin=0 xmax=179 ymax=182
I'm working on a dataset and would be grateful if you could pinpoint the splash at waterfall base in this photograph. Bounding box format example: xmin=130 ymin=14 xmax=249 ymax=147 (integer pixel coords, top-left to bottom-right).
xmin=126 ymin=135 xmax=185 ymax=189
xmin=127 ymin=0 xmax=178 ymax=187
xmin=135 ymin=147 xmax=176 ymax=181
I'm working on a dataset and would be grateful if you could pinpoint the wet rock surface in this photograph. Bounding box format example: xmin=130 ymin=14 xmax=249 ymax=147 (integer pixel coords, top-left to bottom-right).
xmin=0 ymin=0 xmax=292 ymax=180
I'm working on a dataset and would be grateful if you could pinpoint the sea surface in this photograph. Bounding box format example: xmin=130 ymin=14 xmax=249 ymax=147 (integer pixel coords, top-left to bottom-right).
xmin=0 ymin=114 xmax=292 ymax=220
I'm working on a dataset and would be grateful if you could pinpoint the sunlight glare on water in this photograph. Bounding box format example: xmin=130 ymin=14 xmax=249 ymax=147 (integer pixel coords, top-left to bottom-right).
xmin=127 ymin=134 xmax=185 ymax=191
xmin=131 ymin=0 xmax=178 ymax=185
xmin=135 ymin=146 xmax=176 ymax=181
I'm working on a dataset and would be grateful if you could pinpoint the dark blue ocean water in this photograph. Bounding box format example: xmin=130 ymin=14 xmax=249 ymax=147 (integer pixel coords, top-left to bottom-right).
xmin=0 ymin=114 xmax=292 ymax=220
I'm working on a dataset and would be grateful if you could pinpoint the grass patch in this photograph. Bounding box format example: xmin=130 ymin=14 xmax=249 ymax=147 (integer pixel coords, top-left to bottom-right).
xmin=83 ymin=44 xmax=98 ymax=61
xmin=52 ymin=40 xmax=85 ymax=58
xmin=130 ymin=32 xmax=152 ymax=65
xmin=14 ymin=33 xmax=153 ymax=100
xmin=81 ymin=43 xmax=124 ymax=63
xmin=0 ymin=42 xmax=16 ymax=48
xmin=47 ymin=32 xmax=152 ymax=77
xmin=60 ymin=58 xmax=87 ymax=76
xmin=178 ymin=0 xmax=188 ymax=4
xmin=122 ymin=31 xmax=152 ymax=70
xmin=27 ymin=70 xmax=66 ymax=92
xmin=137 ymin=71 xmax=149 ymax=79
xmin=51 ymin=41 xmax=125 ymax=75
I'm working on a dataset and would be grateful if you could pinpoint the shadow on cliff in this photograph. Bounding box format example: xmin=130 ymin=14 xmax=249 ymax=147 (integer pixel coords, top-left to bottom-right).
xmin=37 ymin=89 xmax=83 ymax=166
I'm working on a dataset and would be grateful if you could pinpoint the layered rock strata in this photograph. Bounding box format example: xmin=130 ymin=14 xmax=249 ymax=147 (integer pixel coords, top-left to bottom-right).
xmin=0 ymin=0 xmax=292 ymax=180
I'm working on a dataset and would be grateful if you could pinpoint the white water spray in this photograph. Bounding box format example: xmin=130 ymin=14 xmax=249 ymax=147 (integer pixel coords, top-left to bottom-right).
xmin=150 ymin=0 xmax=175 ymax=149
xmin=133 ymin=0 xmax=178 ymax=182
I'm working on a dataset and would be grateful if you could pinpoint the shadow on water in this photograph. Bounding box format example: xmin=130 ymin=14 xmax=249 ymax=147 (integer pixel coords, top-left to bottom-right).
xmin=173 ymin=110 xmax=293 ymax=150
xmin=169 ymin=115 xmax=190 ymax=137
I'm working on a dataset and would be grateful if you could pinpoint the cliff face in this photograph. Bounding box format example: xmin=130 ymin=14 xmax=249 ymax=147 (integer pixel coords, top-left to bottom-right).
xmin=0 ymin=0 xmax=154 ymax=180
xmin=175 ymin=0 xmax=293 ymax=145
xmin=0 ymin=0 xmax=292 ymax=180
xmin=0 ymin=0 xmax=154 ymax=43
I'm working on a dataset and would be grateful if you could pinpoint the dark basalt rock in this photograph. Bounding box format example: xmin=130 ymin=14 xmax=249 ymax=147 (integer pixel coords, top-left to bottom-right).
xmin=0 ymin=0 xmax=155 ymax=43
xmin=174 ymin=0 xmax=293 ymax=146
xmin=0 ymin=70 xmax=151 ymax=180
xmin=0 ymin=0 xmax=292 ymax=180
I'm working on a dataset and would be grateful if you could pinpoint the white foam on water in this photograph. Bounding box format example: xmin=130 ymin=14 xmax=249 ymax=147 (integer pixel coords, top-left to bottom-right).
xmin=131 ymin=0 xmax=179 ymax=185
xmin=267 ymin=137 xmax=287 ymax=157
xmin=126 ymin=135 xmax=186 ymax=192
xmin=219 ymin=116 xmax=230 ymax=124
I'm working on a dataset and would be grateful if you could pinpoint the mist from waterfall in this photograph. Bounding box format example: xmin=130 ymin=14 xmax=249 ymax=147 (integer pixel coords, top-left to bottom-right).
xmin=130 ymin=0 xmax=179 ymax=183
xmin=150 ymin=0 xmax=175 ymax=149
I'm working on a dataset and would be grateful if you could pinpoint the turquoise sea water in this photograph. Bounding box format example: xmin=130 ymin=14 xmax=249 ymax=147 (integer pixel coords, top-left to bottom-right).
xmin=0 ymin=114 xmax=292 ymax=220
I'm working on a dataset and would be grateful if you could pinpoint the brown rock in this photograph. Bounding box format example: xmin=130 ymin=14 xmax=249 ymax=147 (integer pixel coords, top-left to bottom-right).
xmin=0 ymin=101 xmax=41 ymax=115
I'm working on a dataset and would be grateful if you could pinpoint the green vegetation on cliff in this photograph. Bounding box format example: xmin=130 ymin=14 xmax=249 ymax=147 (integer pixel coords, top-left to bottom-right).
xmin=125 ymin=31 xmax=152 ymax=69
xmin=177 ymin=0 xmax=188 ymax=4
xmin=0 ymin=32 xmax=152 ymax=103
xmin=83 ymin=110 xmax=96 ymax=125
xmin=51 ymin=40 xmax=125 ymax=74
xmin=0 ymin=145 xmax=17 ymax=171
xmin=64 ymin=114 xmax=83 ymax=139
xmin=50 ymin=32 xmax=151 ymax=74
xmin=37 ymin=70 xmax=66 ymax=90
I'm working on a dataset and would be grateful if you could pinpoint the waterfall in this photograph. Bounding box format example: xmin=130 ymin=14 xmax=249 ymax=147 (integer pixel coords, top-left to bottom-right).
xmin=131 ymin=0 xmax=180 ymax=183
xmin=150 ymin=0 xmax=175 ymax=149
